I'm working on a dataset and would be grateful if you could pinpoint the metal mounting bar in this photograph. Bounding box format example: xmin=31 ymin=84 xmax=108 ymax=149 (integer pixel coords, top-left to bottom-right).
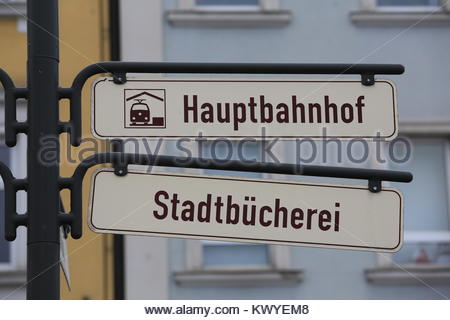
xmin=111 ymin=139 xmax=127 ymax=176
xmin=66 ymin=61 xmax=405 ymax=146
xmin=0 ymin=68 xmax=29 ymax=147
xmin=0 ymin=68 xmax=14 ymax=89
xmin=67 ymin=152 xmax=413 ymax=239
xmin=59 ymin=197 xmax=71 ymax=238
xmin=112 ymin=72 xmax=127 ymax=85
xmin=0 ymin=161 xmax=28 ymax=241
xmin=369 ymin=179 xmax=382 ymax=193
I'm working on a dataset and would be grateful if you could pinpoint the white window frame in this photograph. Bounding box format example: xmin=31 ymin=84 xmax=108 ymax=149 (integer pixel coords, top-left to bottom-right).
xmin=174 ymin=140 xmax=303 ymax=286
xmin=366 ymin=129 xmax=450 ymax=284
xmin=167 ymin=0 xmax=291 ymax=28
xmin=0 ymin=0 xmax=26 ymax=16
xmin=179 ymin=0 xmax=280 ymax=12
xmin=362 ymin=0 xmax=448 ymax=12
xmin=185 ymin=240 xmax=291 ymax=271
xmin=351 ymin=0 xmax=450 ymax=26
xmin=176 ymin=241 xmax=303 ymax=287
xmin=390 ymin=137 xmax=450 ymax=263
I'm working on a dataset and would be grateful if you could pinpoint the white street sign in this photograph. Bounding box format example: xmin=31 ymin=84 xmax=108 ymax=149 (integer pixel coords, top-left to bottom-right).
xmin=88 ymin=169 xmax=403 ymax=252
xmin=92 ymin=77 xmax=398 ymax=140
xmin=59 ymin=227 xmax=71 ymax=290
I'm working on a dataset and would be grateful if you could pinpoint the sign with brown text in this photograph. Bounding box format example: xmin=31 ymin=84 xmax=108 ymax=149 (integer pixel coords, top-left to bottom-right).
xmin=88 ymin=169 xmax=403 ymax=252
xmin=92 ymin=77 xmax=398 ymax=140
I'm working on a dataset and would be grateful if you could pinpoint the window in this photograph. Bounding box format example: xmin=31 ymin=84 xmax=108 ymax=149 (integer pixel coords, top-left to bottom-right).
xmin=195 ymin=0 xmax=260 ymax=11
xmin=174 ymin=140 xmax=303 ymax=286
xmin=391 ymin=139 xmax=450 ymax=263
xmin=177 ymin=238 xmax=300 ymax=286
xmin=179 ymin=0 xmax=277 ymax=11
xmin=202 ymin=241 xmax=269 ymax=267
xmin=351 ymin=0 xmax=450 ymax=26
xmin=0 ymin=1 xmax=26 ymax=18
xmin=0 ymin=147 xmax=10 ymax=265
xmin=0 ymin=92 xmax=26 ymax=298
xmin=368 ymin=0 xmax=448 ymax=10
xmin=0 ymin=0 xmax=27 ymax=33
xmin=377 ymin=0 xmax=441 ymax=10
xmin=366 ymin=137 xmax=450 ymax=284
xmin=167 ymin=0 xmax=291 ymax=28
xmin=393 ymin=238 xmax=450 ymax=265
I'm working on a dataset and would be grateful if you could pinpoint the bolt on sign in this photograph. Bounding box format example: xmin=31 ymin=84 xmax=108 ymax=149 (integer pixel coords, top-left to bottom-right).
xmin=92 ymin=77 xmax=398 ymax=140
xmin=89 ymin=169 xmax=403 ymax=252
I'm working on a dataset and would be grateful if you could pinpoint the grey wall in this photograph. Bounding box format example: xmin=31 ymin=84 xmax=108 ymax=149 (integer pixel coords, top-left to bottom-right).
xmin=164 ymin=0 xmax=450 ymax=120
xmin=161 ymin=0 xmax=450 ymax=299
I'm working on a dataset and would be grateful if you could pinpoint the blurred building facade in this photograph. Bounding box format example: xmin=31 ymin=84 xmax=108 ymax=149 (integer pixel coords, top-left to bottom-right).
xmin=1 ymin=0 xmax=450 ymax=300
xmin=0 ymin=0 xmax=114 ymax=299
xmin=119 ymin=0 xmax=450 ymax=299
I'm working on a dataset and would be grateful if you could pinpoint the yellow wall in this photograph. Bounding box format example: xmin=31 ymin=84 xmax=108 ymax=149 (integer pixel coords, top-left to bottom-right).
xmin=0 ymin=18 xmax=26 ymax=85
xmin=0 ymin=0 xmax=114 ymax=299
xmin=59 ymin=0 xmax=113 ymax=300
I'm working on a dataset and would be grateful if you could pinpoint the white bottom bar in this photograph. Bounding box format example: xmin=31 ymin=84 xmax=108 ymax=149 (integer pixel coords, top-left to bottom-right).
xmin=0 ymin=300 xmax=448 ymax=320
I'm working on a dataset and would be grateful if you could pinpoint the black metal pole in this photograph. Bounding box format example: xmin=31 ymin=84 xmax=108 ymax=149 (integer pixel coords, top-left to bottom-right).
xmin=26 ymin=0 xmax=60 ymax=299
xmin=111 ymin=141 xmax=125 ymax=300
xmin=109 ymin=0 xmax=126 ymax=298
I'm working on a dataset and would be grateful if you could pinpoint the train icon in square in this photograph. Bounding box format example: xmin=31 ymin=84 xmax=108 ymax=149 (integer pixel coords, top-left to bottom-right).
xmin=124 ymin=89 xmax=166 ymax=128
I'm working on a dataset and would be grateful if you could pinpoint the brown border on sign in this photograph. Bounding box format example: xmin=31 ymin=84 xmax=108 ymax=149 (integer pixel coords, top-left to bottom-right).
xmin=89 ymin=170 xmax=403 ymax=251
xmin=92 ymin=78 xmax=397 ymax=140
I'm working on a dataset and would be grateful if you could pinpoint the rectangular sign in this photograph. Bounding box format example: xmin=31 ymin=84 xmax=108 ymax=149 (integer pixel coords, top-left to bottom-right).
xmin=88 ymin=169 xmax=403 ymax=252
xmin=92 ymin=77 xmax=398 ymax=140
